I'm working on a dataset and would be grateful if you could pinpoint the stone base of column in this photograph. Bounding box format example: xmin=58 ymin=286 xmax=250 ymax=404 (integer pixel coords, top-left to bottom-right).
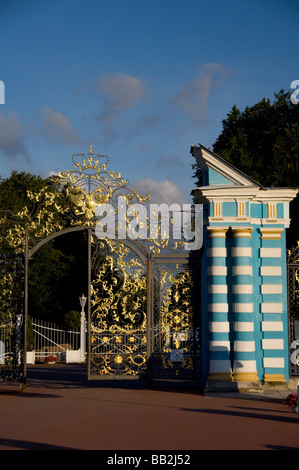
xmin=263 ymin=373 xmax=287 ymax=383
xmin=233 ymin=372 xmax=260 ymax=382
xmin=207 ymin=372 xmax=233 ymax=381
xmin=205 ymin=380 xmax=262 ymax=393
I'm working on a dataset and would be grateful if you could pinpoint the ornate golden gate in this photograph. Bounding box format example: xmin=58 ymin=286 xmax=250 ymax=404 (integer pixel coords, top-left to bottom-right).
xmin=89 ymin=237 xmax=148 ymax=378
xmin=148 ymin=258 xmax=201 ymax=381
xmin=288 ymin=243 xmax=299 ymax=376
xmin=88 ymin=237 xmax=201 ymax=381
xmin=0 ymin=147 xmax=201 ymax=386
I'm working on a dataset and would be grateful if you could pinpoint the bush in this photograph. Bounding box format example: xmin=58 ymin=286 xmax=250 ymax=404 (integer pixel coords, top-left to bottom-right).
xmin=65 ymin=310 xmax=81 ymax=330
xmin=284 ymin=393 xmax=298 ymax=408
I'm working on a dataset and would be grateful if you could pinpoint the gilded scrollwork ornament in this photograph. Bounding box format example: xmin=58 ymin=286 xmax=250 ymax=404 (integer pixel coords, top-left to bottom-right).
xmin=0 ymin=147 xmax=198 ymax=381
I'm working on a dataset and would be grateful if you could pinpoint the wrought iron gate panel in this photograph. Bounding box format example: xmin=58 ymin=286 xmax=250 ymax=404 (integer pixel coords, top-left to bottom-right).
xmin=0 ymin=254 xmax=25 ymax=383
xmin=0 ymin=147 xmax=202 ymax=385
xmin=88 ymin=238 xmax=148 ymax=378
xmin=148 ymin=259 xmax=201 ymax=379
xmin=288 ymin=243 xmax=299 ymax=376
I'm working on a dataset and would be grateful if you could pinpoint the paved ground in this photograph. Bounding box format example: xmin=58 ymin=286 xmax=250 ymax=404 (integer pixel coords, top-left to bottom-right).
xmin=0 ymin=364 xmax=298 ymax=452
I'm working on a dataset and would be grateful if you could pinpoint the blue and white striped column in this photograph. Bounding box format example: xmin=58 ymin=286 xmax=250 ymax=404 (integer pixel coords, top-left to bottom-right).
xmin=231 ymin=227 xmax=259 ymax=382
xmin=260 ymin=228 xmax=287 ymax=382
xmin=207 ymin=227 xmax=232 ymax=381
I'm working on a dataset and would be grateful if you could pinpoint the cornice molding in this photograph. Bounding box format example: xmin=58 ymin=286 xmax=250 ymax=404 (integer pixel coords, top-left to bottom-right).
xmin=191 ymin=143 xmax=298 ymax=204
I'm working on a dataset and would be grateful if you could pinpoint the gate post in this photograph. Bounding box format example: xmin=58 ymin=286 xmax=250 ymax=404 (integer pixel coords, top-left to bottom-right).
xmin=79 ymin=294 xmax=87 ymax=363
xmin=21 ymin=226 xmax=29 ymax=391
xmin=206 ymin=226 xmax=232 ymax=381
xmin=259 ymin=227 xmax=289 ymax=383
xmin=191 ymin=143 xmax=298 ymax=390
xmin=87 ymin=228 xmax=92 ymax=378
xmin=146 ymin=253 xmax=153 ymax=385
xmin=230 ymin=227 xmax=259 ymax=382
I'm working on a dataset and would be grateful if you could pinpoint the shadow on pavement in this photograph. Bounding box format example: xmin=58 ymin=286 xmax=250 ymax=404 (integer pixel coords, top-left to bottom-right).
xmin=26 ymin=364 xmax=88 ymax=389
xmin=0 ymin=437 xmax=77 ymax=450
xmin=182 ymin=407 xmax=299 ymax=424
xmin=25 ymin=364 xmax=203 ymax=394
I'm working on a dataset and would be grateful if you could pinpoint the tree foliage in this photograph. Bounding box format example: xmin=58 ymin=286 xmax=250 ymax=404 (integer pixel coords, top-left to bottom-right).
xmin=0 ymin=171 xmax=88 ymax=323
xmin=65 ymin=310 xmax=81 ymax=330
xmin=212 ymin=90 xmax=299 ymax=187
xmin=28 ymin=230 xmax=88 ymax=322
xmin=193 ymin=90 xmax=299 ymax=247
xmin=0 ymin=171 xmax=51 ymax=214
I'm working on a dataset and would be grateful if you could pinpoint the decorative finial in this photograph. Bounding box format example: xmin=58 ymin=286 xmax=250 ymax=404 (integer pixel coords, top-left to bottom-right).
xmin=89 ymin=145 xmax=93 ymax=154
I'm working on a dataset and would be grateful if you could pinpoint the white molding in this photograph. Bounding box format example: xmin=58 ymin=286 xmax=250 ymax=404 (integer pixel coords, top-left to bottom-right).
xmin=208 ymin=303 xmax=229 ymax=312
xmin=232 ymin=302 xmax=253 ymax=313
xmin=234 ymin=341 xmax=255 ymax=352
xmin=262 ymin=339 xmax=284 ymax=350
xmin=191 ymin=145 xmax=298 ymax=209
xmin=261 ymin=284 xmax=282 ymax=294
xmin=209 ymin=322 xmax=230 ymax=333
xmin=260 ymin=228 xmax=284 ymax=240
xmin=231 ymin=247 xmax=252 ymax=257
xmin=207 ymin=266 xmax=227 ymax=276
xmin=262 ymin=321 xmax=283 ymax=331
xmin=233 ymin=322 xmax=254 ymax=332
xmin=260 ymin=266 xmax=281 ymax=276
xmin=260 ymin=248 xmax=281 ymax=258
xmin=209 ymin=341 xmax=231 ymax=351
xmin=232 ymin=266 xmax=252 ymax=276
xmin=232 ymin=284 xmax=253 ymax=294
xmin=263 ymin=357 xmax=284 ymax=368
xmin=208 ymin=285 xmax=228 ymax=294
xmin=191 ymin=144 xmax=260 ymax=187
xmin=261 ymin=303 xmax=283 ymax=314
xmin=254 ymin=188 xmax=298 ymax=203
xmin=207 ymin=247 xmax=227 ymax=257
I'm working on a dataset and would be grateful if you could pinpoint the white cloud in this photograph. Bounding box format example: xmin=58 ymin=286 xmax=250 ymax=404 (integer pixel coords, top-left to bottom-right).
xmin=0 ymin=110 xmax=29 ymax=161
xmin=48 ymin=170 xmax=60 ymax=177
xmin=38 ymin=106 xmax=81 ymax=144
xmin=132 ymin=178 xmax=186 ymax=206
xmin=97 ymin=73 xmax=145 ymax=122
xmin=171 ymin=63 xmax=231 ymax=123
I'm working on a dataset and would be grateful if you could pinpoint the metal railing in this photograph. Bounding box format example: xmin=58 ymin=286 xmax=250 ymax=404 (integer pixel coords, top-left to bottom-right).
xmin=0 ymin=322 xmax=14 ymax=364
xmin=31 ymin=318 xmax=80 ymax=363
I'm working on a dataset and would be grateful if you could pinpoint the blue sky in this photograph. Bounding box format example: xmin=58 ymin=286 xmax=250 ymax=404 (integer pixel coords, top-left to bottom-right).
xmin=0 ymin=0 xmax=297 ymax=204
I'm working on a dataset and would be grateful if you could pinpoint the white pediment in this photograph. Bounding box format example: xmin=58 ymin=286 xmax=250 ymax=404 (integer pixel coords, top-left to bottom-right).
xmin=190 ymin=143 xmax=298 ymax=208
xmin=191 ymin=143 xmax=262 ymax=188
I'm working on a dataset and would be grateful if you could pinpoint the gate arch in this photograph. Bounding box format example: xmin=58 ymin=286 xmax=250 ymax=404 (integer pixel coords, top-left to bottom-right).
xmin=28 ymin=225 xmax=90 ymax=258
xmin=0 ymin=146 xmax=201 ymax=387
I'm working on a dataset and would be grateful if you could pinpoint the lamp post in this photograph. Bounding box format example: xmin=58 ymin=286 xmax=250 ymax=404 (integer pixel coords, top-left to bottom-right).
xmin=79 ymin=294 xmax=87 ymax=363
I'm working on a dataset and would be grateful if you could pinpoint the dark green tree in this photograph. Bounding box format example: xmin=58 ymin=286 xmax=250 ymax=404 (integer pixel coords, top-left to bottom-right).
xmin=0 ymin=171 xmax=88 ymax=323
xmin=212 ymin=90 xmax=299 ymax=187
xmin=193 ymin=90 xmax=299 ymax=247
xmin=0 ymin=170 xmax=51 ymax=214
xmin=28 ymin=230 xmax=88 ymax=323
xmin=65 ymin=310 xmax=81 ymax=329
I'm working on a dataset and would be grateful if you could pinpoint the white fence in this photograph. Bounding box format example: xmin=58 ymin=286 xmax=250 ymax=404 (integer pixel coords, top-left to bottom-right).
xmin=0 ymin=316 xmax=86 ymax=365
xmin=0 ymin=322 xmax=14 ymax=364
xmin=28 ymin=317 xmax=86 ymax=364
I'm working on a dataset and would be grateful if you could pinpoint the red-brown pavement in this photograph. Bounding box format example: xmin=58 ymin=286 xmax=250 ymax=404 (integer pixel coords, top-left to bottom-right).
xmin=0 ymin=364 xmax=298 ymax=452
